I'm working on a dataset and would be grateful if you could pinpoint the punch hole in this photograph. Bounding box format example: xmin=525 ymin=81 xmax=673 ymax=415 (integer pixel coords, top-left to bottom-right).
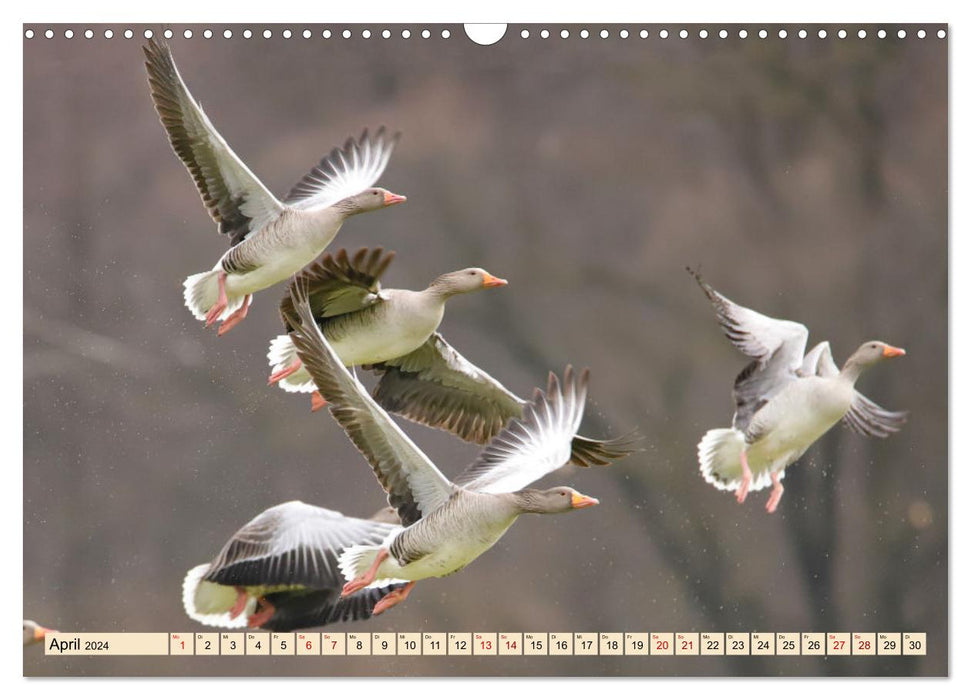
xmin=401 ymin=29 xmax=410 ymax=39
xmin=362 ymin=29 xmax=371 ymax=39
xmin=739 ymin=29 xmax=748 ymax=39
xmin=163 ymin=29 xmax=173 ymax=39
xmin=818 ymin=29 xmax=827 ymax=39
xmin=619 ymin=29 xmax=629 ymax=39
xmin=322 ymin=30 xmax=331 ymax=39
xmin=183 ymin=30 xmax=192 ymax=39
xmin=105 ymin=29 xmax=114 ymax=38
xmin=560 ymin=29 xmax=569 ymax=39
xmin=600 ymin=30 xmax=609 ymax=39
xmin=779 ymin=29 xmax=788 ymax=39
xmin=858 ymin=29 xmax=867 ymax=38
xmin=937 ymin=29 xmax=946 ymax=38
xmin=382 ymin=29 xmax=391 ymax=39
xmin=441 ymin=29 xmax=451 ymax=39
xmin=144 ymin=29 xmax=154 ymax=39
xmin=758 ymin=29 xmax=767 ymax=39
xmin=699 ymin=30 xmax=708 ymax=39
xmin=84 ymin=29 xmax=93 ymax=39
xmin=464 ymin=24 xmax=506 ymax=45
xmin=223 ymin=29 xmax=233 ymax=39
xmin=342 ymin=29 xmax=351 ymax=39
xmin=679 ymin=29 xmax=688 ymax=39
xmin=718 ymin=29 xmax=727 ymax=39
xmin=24 ymin=29 xmax=34 ymax=39
xmin=303 ymin=30 xmax=311 ymax=39
xmin=243 ymin=29 xmax=252 ymax=39
xmin=540 ymin=29 xmax=549 ymax=39
xmin=917 ymin=29 xmax=926 ymax=38
xmin=64 ymin=29 xmax=74 ymax=39
xmin=897 ymin=29 xmax=906 ymax=39
xmin=659 ymin=29 xmax=668 ymax=39
xmin=878 ymin=29 xmax=887 ymax=38
xmin=124 ymin=29 xmax=133 ymax=39
xmin=838 ymin=29 xmax=847 ymax=39
xmin=44 ymin=29 xmax=53 ymax=39
xmin=639 ymin=29 xmax=648 ymax=39
xmin=421 ymin=29 xmax=431 ymax=39
xmin=283 ymin=29 xmax=293 ymax=39
xmin=203 ymin=29 xmax=213 ymax=39
xmin=580 ymin=29 xmax=589 ymax=39
xmin=798 ymin=29 xmax=807 ymax=39
xmin=521 ymin=29 xmax=529 ymax=39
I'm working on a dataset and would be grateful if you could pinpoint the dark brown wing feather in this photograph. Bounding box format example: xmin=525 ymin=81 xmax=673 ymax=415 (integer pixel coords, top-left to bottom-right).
xmin=280 ymin=247 xmax=395 ymax=331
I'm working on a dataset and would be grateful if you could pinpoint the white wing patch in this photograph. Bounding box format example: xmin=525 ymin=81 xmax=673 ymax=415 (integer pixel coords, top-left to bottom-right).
xmin=286 ymin=128 xmax=400 ymax=211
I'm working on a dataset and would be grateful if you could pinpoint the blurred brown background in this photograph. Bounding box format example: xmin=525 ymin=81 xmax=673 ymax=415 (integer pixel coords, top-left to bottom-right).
xmin=23 ymin=23 xmax=947 ymax=676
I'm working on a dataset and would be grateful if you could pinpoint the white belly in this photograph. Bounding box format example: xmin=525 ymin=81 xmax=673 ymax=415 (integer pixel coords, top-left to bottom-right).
xmin=747 ymin=377 xmax=852 ymax=470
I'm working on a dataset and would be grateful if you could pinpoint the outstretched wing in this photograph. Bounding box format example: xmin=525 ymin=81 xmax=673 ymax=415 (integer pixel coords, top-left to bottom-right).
xmin=688 ymin=267 xmax=809 ymax=371
xmin=143 ymin=39 xmax=283 ymax=247
xmin=370 ymin=335 xmax=640 ymax=466
xmin=280 ymin=247 xmax=395 ymax=331
xmin=368 ymin=334 xmax=526 ymax=444
xmin=259 ymin=584 xmax=404 ymax=632
xmin=285 ymin=279 xmax=454 ymax=526
xmin=455 ymin=367 xmax=591 ymax=494
xmin=843 ymin=393 xmax=908 ymax=438
xmin=203 ymin=501 xmax=395 ymax=589
xmin=285 ymin=128 xmax=400 ymax=211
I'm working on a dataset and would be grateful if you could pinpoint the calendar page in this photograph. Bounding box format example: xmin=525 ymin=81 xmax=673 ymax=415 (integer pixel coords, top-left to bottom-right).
xmin=23 ymin=21 xmax=947 ymax=677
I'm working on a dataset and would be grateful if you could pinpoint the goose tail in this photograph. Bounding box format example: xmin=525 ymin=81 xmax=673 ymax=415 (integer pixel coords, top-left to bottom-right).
xmin=267 ymin=334 xmax=317 ymax=393
xmin=338 ymin=545 xmax=407 ymax=589
xmin=182 ymin=564 xmax=253 ymax=628
xmin=183 ymin=269 xmax=247 ymax=322
xmin=697 ymin=428 xmax=747 ymax=490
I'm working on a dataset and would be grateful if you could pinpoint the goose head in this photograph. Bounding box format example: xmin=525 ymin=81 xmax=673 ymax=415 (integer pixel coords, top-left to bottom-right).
xmin=429 ymin=268 xmax=508 ymax=298
xmin=338 ymin=187 xmax=407 ymax=216
xmin=514 ymin=487 xmax=599 ymax=515
xmin=841 ymin=340 xmax=906 ymax=381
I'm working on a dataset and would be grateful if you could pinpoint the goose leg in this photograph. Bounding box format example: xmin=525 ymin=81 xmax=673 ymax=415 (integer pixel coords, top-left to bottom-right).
xmin=246 ymin=597 xmax=276 ymax=629
xmin=341 ymin=549 xmax=389 ymax=597
xmin=310 ymin=391 xmax=328 ymax=412
xmin=218 ymin=294 xmax=252 ymax=336
xmin=736 ymin=450 xmax=752 ymax=504
xmin=372 ymin=582 xmax=417 ymax=616
xmin=268 ymin=358 xmax=303 ymax=385
xmin=228 ymin=587 xmax=249 ymax=620
xmin=765 ymin=472 xmax=784 ymax=513
xmin=204 ymin=272 xmax=229 ymax=327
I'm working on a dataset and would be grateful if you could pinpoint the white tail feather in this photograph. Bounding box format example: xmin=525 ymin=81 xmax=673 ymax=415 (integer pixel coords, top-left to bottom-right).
xmin=697 ymin=428 xmax=776 ymax=493
xmin=182 ymin=564 xmax=253 ymax=629
xmin=183 ymin=269 xmax=247 ymax=322
xmin=337 ymin=545 xmax=406 ymax=589
xmin=267 ymin=334 xmax=317 ymax=393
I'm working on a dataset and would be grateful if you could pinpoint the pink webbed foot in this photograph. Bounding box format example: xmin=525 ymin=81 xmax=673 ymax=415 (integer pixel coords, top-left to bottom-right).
xmin=217 ymin=294 xmax=252 ymax=336
xmin=227 ymin=586 xmax=249 ymax=620
xmin=341 ymin=549 xmax=389 ymax=597
xmin=310 ymin=391 xmax=328 ymax=412
xmin=765 ymin=472 xmax=784 ymax=513
xmin=372 ymin=581 xmax=416 ymax=616
xmin=204 ymin=272 xmax=229 ymax=328
xmin=735 ymin=450 xmax=753 ymax=504
xmin=246 ymin=597 xmax=276 ymax=628
xmin=268 ymin=358 xmax=303 ymax=385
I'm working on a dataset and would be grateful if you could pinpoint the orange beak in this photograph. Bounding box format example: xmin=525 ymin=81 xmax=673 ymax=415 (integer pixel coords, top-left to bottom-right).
xmin=882 ymin=345 xmax=906 ymax=358
xmin=383 ymin=191 xmax=407 ymax=206
xmin=571 ymin=491 xmax=599 ymax=509
xmin=481 ymin=272 xmax=508 ymax=288
xmin=34 ymin=625 xmax=55 ymax=642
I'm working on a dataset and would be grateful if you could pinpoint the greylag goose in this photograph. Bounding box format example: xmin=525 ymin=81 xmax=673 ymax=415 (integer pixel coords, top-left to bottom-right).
xmin=284 ymin=280 xmax=614 ymax=615
xmin=23 ymin=620 xmax=55 ymax=646
xmin=143 ymin=39 xmax=405 ymax=335
xmin=689 ymin=269 xmax=907 ymax=513
xmin=182 ymin=502 xmax=407 ymax=631
xmin=268 ymin=247 xmax=506 ymax=407
xmin=270 ymin=248 xmax=635 ymax=467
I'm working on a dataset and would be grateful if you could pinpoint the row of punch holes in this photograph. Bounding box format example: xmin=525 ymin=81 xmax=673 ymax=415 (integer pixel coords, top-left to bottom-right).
xmin=24 ymin=25 xmax=948 ymax=43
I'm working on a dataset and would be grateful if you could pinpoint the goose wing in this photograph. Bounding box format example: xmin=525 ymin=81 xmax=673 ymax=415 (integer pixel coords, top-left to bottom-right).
xmin=843 ymin=393 xmax=909 ymax=438
xmin=286 ymin=279 xmax=454 ymax=526
xmin=688 ymin=268 xmax=809 ymax=372
xmin=280 ymin=247 xmax=394 ymax=331
xmin=369 ymin=335 xmax=640 ymax=466
xmin=202 ymin=501 xmax=395 ymax=589
xmin=259 ymin=583 xmax=405 ymax=632
xmin=368 ymin=333 xmax=526 ymax=443
xmin=285 ymin=128 xmax=400 ymax=211
xmin=143 ymin=39 xmax=283 ymax=247
xmin=454 ymin=367 xmax=591 ymax=494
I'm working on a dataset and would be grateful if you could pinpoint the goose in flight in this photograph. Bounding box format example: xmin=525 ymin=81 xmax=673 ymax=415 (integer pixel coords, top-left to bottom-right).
xmin=283 ymin=280 xmax=620 ymax=616
xmin=689 ymin=269 xmax=907 ymax=513
xmin=143 ymin=39 xmax=405 ymax=335
xmin=269 ymin=248 xmax=635 ymax=467
xmin=182 ymin=503 xmax=408 ymax=630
